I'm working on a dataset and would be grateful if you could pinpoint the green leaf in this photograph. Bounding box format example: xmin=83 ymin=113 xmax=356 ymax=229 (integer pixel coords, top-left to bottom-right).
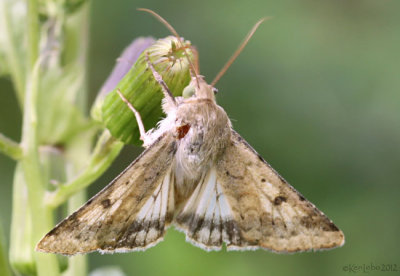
xmin=0 ymin=133 xmax=22 ymax=160
xmin=0 ymin=0 xmax=27 ymax=102
xmin=37 ymin=64 xmax=92 ymax=145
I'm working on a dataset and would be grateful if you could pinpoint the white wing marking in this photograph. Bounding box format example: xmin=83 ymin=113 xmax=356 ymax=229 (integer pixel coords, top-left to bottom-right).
xmin=174 ymin=167 xmax=238 ymax=250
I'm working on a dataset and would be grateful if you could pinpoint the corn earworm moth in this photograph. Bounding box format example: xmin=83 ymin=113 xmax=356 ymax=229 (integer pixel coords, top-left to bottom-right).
xmin=36 ymin=9 xmax=344 ymax=255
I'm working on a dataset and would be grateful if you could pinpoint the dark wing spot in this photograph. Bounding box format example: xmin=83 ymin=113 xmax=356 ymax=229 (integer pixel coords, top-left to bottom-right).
xmin=223 ymin=220 xmax=241 ymax=245
xmin=68 ymin=212 xmax=78 ymax=221
xmin=190 ymin=217 xmax=205 ymax=234
xmin=46 ymin=227 xmax=58 ymax=237
xmin=86 ymin=198 xmax=93 ymax=205
xmin=127 ymin=220 xmax=143 ymax=233
xmin=273 ymin=196 xmax=287 ymax=206
xmin=165 ymin=211 xmax=174 ymax=223
xmin=225 ymin=170 xmax=243 ymax=180
xmin=168 ymin=141 xmax=177 ymax=154
xmin=101 ymin=199 xmax=111 ymax=208
xmin=300 ymin=216 xmax=314 ymax=229
xmin=177 ymin=124 xmax=191 ymax=139
xmin=324 ymin=221 xmax=340 ymax=232
xmin=175 ymin=214 xmax=188 ymax=225
xmin=261 ymin=178 xmax=266 ymax=182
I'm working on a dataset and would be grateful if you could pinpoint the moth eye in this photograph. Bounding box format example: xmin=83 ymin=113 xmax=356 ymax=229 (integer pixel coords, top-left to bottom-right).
xmin=212 ymin=87 xmax=218 ymax=94
xmin=182 ymin=84 xmax=196 ymax=98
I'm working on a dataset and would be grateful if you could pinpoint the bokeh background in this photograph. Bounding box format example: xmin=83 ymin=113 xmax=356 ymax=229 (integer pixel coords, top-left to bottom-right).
xmin=1 ymin=0 xmax=400 ymax=275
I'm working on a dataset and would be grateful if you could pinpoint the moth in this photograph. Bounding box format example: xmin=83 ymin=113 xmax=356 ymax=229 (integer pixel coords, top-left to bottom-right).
xmin=36 ymin=9 xmax=344 ymax=255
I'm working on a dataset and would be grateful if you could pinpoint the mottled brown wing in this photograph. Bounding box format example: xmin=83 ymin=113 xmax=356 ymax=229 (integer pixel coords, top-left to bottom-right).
xmin=174 ymin=130 xmax=344 ymax=252
xmin=217 ymin=131 xmax=345 ymax=252
xmin=36 ymin=133 xmax=176 ymax=255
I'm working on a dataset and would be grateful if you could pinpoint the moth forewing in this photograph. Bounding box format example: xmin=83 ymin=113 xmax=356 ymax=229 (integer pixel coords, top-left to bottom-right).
xmin=215 ymin=131 xmax=345 ymax=252
xmin=36 ymin=133 xmax=177 ymax=255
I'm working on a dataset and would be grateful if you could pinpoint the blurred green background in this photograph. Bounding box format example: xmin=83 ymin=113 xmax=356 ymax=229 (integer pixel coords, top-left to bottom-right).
xmin=1 ymin=0 xmax=400 ymax=275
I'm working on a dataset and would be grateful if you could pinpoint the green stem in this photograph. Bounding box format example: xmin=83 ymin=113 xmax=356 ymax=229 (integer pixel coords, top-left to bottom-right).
xmin=21 ymin=56 xmax=59 ymax=276
xmin=0 ymin=0 xmax=25 ymax=105
xmin=27 ymin=0 xmax=39 ymax=71
xmin=0 ymin=133 xmax=22 ymax=160
xmin=9 ymin=163 xmax=36 ymax=275
xmin=46 ymin=130 xmax=123 ymax=208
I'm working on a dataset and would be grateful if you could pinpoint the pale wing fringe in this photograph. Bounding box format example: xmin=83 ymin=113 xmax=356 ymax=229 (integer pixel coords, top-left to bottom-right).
xmin=36 ymin=133 xmax=176 ymax=255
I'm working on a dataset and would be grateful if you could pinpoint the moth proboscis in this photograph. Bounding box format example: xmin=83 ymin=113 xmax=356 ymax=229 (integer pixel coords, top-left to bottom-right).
xmin=36 ymin=9 xmax=344 ymax=255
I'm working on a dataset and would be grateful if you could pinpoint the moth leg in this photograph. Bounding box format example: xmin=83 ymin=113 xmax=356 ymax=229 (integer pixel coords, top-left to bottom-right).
xmin=116 ymin=89 xmax=151 ymax=145
xmin=145 ymin=51 xmax=177 ymax=108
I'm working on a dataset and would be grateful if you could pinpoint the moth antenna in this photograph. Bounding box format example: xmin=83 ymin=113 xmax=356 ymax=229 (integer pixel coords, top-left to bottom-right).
xmin=145 ymin=51 xmax=177 ymax=107
xmin=138 ymin=8 xmax=200 ymax=87
xmin=191 ymin=46 xmax=200 ymax=75
xmin=211 ymin=17 xmax=271 ymax=87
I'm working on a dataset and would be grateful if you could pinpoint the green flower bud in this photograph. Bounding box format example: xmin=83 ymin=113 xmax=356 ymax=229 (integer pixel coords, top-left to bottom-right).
xmin=101 ymin=36 xmax=194 ymax=145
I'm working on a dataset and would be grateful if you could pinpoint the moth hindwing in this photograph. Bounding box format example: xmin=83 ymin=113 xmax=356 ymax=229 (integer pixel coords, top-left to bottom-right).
xmin=37 ymin=10 xmax=344 ymax=255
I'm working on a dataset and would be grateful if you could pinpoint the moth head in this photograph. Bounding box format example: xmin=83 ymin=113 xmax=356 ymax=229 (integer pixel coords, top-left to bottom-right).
xmin=183 ymin=76 xmax=216 ymax=101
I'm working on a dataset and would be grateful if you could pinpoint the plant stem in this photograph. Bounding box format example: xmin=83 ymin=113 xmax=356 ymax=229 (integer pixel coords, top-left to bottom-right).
xmin=21 ymin=56 xmax=59 ymax=276
xmin=46 ymin=130 xmax=123 ymax=208
xmin=0 ymin=133 xmax=22 ymax=160
xmin=27 ymin=0 xmax=39 ymax=71
xmin=9 ymin=162 xmax=36 ymax=275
